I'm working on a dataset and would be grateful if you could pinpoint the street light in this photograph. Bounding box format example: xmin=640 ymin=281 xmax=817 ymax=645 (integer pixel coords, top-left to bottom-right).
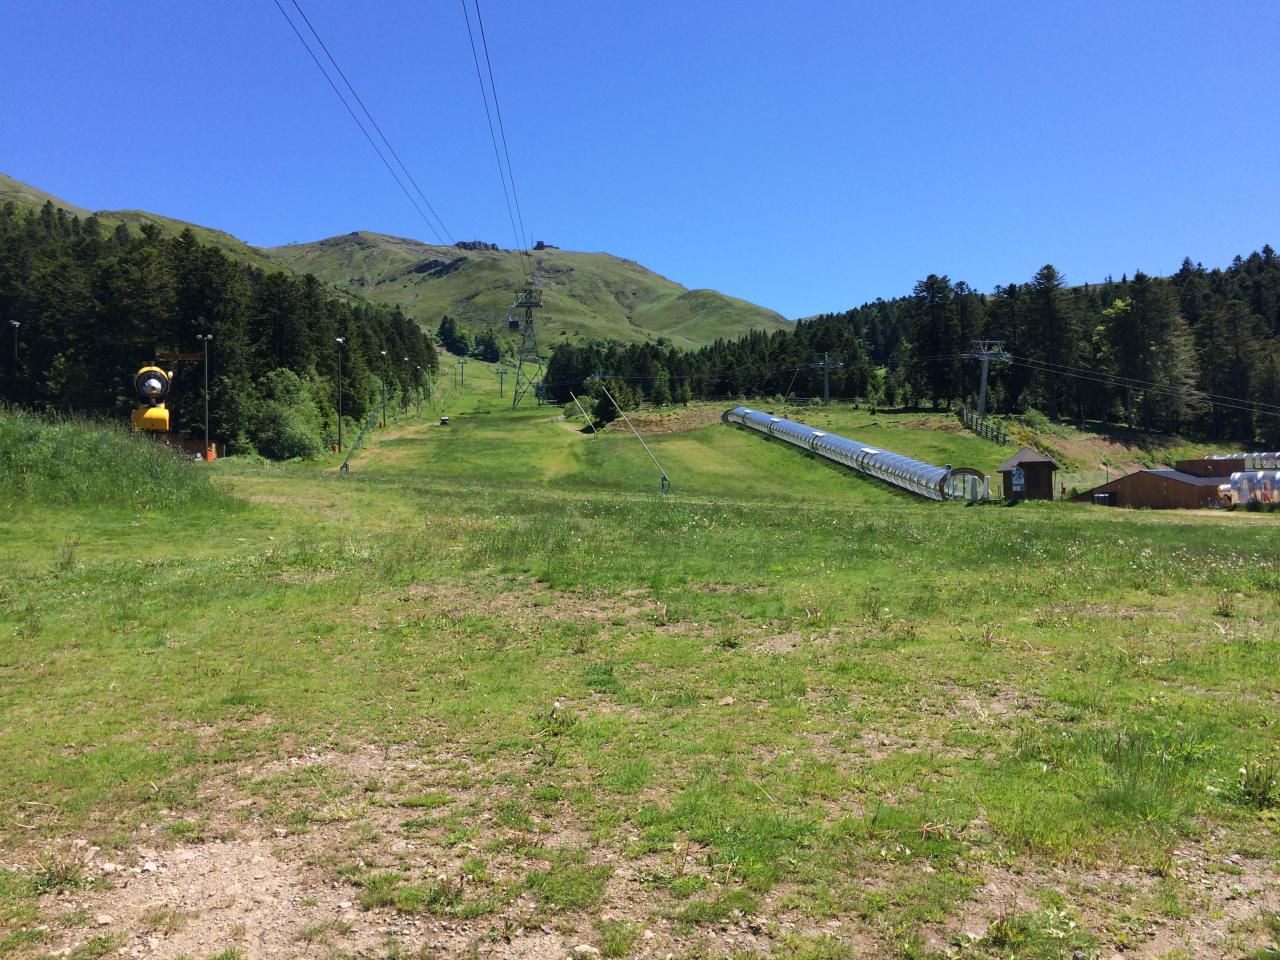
xmin=415 ymin=365 xmax=423 ymax=415
xmin=402 ymin=357 xmax=410 ymax=412
xmin=335 ymin=337 xmax=346 ymax=450
xmin=196 ymin=334 xmax=213 ymax=459
xmin=379 ymin=349 xmax=388 ymax=427
xmin=8 ymin=320 xmax=19 ymax=403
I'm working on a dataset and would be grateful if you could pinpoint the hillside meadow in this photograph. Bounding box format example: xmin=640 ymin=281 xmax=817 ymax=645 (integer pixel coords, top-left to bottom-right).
xmin=1 ymin=369 xmax=1278 ymax=959
xmin=264 ymin=233 xmax=791 ymax=349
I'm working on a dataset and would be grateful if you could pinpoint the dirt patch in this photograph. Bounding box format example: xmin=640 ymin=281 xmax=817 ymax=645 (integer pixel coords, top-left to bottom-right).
xmin=900 ymin=416 xmax=968 ymax=435
xmin=17 ymin=743 xmax=872 ymax=960
xmin=404 ymin=576 xmax=668 ymax=627
xmin=748 ymin=629 xmax=840 ymax=655
xmin=920 ymin=839 xmax=1280 ymax=959
xmin=603 ymin=406 xmax=726 ymax=436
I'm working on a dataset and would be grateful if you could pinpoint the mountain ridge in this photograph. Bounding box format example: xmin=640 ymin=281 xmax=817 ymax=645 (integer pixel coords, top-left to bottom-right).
xmin=0 ymin=172 xmax=790 ymax=348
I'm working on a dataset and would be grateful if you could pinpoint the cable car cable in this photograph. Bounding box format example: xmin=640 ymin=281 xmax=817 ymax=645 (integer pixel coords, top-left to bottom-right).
xmin=268 ymin=0 xmax=445 ymax=244
xmin=472 ymin=0 xmax=530 ymax=256
xmin=286 ymin=0 xmax=453 ymax=243
xmin=1008 ymin=354 xmax=1280 ymax=413
xmin=459 ymin=0 xmax=532 ymax=280
xmin=1006 ymin=358 xmax=1280 ymax=420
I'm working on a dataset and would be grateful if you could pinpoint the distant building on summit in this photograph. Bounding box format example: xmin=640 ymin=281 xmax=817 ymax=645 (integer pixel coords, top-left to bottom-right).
xmin=533 ymin=240 xmax=559 ymax=250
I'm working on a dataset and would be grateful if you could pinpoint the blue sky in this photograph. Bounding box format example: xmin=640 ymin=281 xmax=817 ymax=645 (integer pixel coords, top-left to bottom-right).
xmin=3 ymin=1 xmax=1277 ymax=318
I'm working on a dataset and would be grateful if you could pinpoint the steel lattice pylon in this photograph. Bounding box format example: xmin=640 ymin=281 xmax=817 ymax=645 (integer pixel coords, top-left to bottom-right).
xmin=510 ymin=287 xmax=544 ymax=409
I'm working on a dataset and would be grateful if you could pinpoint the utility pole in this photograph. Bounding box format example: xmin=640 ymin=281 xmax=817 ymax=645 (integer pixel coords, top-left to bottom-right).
xmin=335 ymin=337 xmax=345 ymax=450
xmin=196 ymin=333 xmax=214 ymax=459
xmin=962 ymin=341 xmax=1009 ymax=418
xmin=814 ymin=352 xmax=843 ymax=406
xmin=459 ymin=357 xmax=466 ymax=387
xmin=498 ymin=368 xmax=506 ymax=397
xmin=379 ymin=349 xmax=388 ymax=427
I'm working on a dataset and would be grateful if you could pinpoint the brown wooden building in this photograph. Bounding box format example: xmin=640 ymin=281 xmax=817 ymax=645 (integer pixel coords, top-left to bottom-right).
xmin=1071 ymin=469 xmax=1224 ymax=509
xmin=998 ymin=446 xmax=1059 ymax=501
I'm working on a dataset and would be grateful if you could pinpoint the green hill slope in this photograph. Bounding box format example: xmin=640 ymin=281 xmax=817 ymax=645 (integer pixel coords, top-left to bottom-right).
xmin=0 ymin=172 xmax=92 ymax=217
xmin=264 ymin=232 xmax=791 ymax=348
xmin=2 ymin=172 xmax=790 ymax=348
xmin=1 ymin=172 xmax=279 ymax=271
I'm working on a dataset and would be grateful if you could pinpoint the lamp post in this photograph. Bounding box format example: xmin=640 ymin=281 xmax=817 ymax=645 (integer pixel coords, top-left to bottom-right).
xmin=335 ymin=337 xmax=345 ymax=450
xmin=402 ymin=356 xmax=410 ymax=412
xmin=415 ymin=365 xmax=423 ymax=415
xmin=196 ymin=334 xmax=213 ymax=459
xmin=379 ymin=349 xmax=388 ymax=427
xmin=7 ymin=320 xmax=18 ymax=404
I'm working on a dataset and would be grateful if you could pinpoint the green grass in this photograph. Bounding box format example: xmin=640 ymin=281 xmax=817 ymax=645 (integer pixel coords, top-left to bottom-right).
xmin=0 ymin=408 xmax=232 ymax=512
xmin=2 ymin=369 xmax=1279 ymax=957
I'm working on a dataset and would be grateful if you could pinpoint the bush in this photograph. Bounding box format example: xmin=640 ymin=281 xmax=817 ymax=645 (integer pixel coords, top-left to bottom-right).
xmin=247 ymin=369 xmax=325 ymax=460
xmin=589 ymin=377 xmax=641 ymax=425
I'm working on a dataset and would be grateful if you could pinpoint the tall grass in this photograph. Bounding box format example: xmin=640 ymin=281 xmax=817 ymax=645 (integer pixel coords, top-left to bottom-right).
xmin=0 ymin=407 xmax=230 ymax=512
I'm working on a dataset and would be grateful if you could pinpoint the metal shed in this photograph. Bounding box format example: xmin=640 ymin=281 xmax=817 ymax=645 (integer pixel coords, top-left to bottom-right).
xmin=1176 ymin=452 xmax=1280 ymax=476
xmin=1071 ymin=469 xmax=1224 ymax=509
xmin=997 ymin=446 xmax=1059 ymax=501
xmin=1174 ymin=456 xmax=1246 ymax=478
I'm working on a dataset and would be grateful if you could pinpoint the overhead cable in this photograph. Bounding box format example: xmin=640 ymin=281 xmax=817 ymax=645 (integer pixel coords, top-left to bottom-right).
xmin=286 ymin=0 xmax=452 ymax=243
xmin=269 ymin=0 xmax=447 ymax=244
xmin=473 ymin=0 xmax=530 ymax=255
xmin=459 ymin=0 xmax=532 ymax=279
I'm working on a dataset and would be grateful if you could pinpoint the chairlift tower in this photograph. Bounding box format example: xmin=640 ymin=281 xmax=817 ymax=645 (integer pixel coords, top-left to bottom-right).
xmin=963 ymin=340 xmax=1010 ymax=418
xmin=510 ymin=286 xmax=544 ymax=409
xmin=814 ymin=352 xmax=844 ymax=406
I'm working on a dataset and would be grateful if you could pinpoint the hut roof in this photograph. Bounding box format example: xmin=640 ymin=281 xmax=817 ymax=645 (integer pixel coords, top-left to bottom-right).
xmin=998 ymin=446 xmax=1059 ymax=472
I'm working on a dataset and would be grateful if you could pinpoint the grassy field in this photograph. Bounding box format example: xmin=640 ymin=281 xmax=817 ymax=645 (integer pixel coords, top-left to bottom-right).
xmin=2 ymin=369 xmax=1278 ymax=960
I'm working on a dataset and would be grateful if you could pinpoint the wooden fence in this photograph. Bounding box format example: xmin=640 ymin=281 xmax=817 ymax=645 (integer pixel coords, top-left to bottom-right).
xmin=957 ymin=404 xmax=1008 ymax=444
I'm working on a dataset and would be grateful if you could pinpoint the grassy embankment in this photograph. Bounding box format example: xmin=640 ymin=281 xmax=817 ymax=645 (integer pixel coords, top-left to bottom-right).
xmin=1 ymin=369 xmax=1278 ymax=959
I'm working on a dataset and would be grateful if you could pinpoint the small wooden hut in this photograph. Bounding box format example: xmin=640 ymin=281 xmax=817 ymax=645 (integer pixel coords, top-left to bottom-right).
xmin=998 ymin=446 xmax=1059 ymax=501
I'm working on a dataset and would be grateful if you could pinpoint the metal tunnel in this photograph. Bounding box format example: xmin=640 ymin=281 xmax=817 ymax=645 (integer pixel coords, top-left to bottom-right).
xmin=722 ymin=406 xmax=989 ymax=502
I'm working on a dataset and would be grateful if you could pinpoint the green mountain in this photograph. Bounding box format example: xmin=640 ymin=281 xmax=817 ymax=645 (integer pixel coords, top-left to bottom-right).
xmin=264 ymin=232 xmax=789 ymax=348
xmin=1 ymin=172 xmax=297 ymax=273
xmin=1 ymin=172 xmax=790 ymax=347
xmin=0 ymin=173 xmax=93 ymax=217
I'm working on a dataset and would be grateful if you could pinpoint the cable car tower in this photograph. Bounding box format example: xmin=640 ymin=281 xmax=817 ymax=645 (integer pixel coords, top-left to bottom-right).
xmin=509 ymin=285 xmax=544 ymax=408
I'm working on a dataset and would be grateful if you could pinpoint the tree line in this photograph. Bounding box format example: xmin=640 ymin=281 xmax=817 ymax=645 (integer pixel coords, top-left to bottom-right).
xmin=540 ymin=248 xmax=1280 ymax=445
xmin=0 ymin=201 xmax=437 ymax=457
